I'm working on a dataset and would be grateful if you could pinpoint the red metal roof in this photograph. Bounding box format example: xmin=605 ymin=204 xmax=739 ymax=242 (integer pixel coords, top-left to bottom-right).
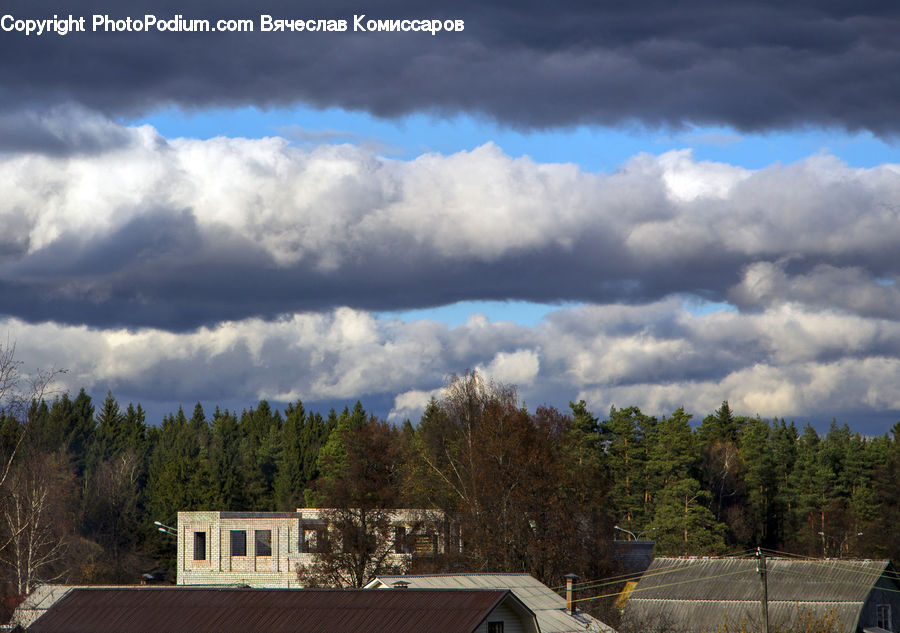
xmin=27 ymin=587 xmax=521 ymax=633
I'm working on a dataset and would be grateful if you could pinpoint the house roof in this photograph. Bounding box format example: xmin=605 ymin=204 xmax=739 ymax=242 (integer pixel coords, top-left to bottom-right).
xmin=625 ymin=557 xmax=897 ymax=633
xmin=367 ymin=573 xmax=616 ymax=633
xmin=13 ymin=585 xmax=123 ymax=628
xmin=26 ymin=587 xmax=534 ymax=633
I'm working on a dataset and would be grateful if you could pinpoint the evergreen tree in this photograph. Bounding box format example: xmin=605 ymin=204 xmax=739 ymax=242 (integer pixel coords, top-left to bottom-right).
xmin=67 ymin=388 xmax=95 ymax=478
xmin=239 ymin=401 xmax=282 ymax=510
xmin=738 ymin=417 xmax=775 ymax=546
xmin=647 ymin=408 xmax=726 ymax=554
xmin=146 ymin=407 xmax=211 ymax=527
xmin=275 ymin=401 xmax=310 ymax=511
xmin=45 ymin=394 xmax=76 ymax=455
xmin=86 ymin=392 xmax=145 ymax=475
xmin=601 ymin=405 xmax=652 ymax=534
xmin=770 ymin=419 xmax=799 ymax=545
xmin=208 ymin=408 xmax=245 ymax=510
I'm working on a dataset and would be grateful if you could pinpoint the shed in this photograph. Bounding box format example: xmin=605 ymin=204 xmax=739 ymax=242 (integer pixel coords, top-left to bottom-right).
xmin=623 ymin=557 xmax=900 ymax=633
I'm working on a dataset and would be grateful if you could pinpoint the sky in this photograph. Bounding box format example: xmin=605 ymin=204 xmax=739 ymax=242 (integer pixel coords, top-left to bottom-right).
xmin=2 ymin=1 xmax=900 ymax=432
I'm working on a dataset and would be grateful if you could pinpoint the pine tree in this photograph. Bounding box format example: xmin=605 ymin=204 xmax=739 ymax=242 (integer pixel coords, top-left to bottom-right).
xmin=67 ymin=388 xmax=95 ymax=478
xmin=601 ymin=405 xmax=651 ymax=533
xmin=239 ymin=401 xmax=283 ymax=510
xmin=275 ymin=401 xmax=309 ymax=511
xmin=646 ymin=408 xmax=726 ymax=554
xmin=208 ymin=408 xmax=245 ymax=510
xmin=739 ymin=417 xmax=775 ymax=546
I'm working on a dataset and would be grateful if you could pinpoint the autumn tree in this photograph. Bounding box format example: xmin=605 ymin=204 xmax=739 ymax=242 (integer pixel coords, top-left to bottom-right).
xmin=297 ymin=410 xmax=407 ymax=588
xmin=408 ymin=371 xmax=611 ymax=586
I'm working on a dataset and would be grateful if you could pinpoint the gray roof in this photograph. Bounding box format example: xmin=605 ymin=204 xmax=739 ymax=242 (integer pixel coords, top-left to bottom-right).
xmin=367 ymin=573 xmax=616 ymax=633
xmin=625 ymin=557 xmax=897 ymax=633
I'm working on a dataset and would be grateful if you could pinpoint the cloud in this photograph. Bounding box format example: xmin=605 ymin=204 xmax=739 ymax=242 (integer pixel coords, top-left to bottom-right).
xmin=8 ymin=296 xmax=900 ymax=431
xmin=3 ymin=1 xmax=900 ymax=133
xmin=0 ymin=105 xmax=138 ymax=156
xmin=2 ymin=120 xmax=900 ymax=329
xmin=476 ymin=349 xmax=540 ymax=387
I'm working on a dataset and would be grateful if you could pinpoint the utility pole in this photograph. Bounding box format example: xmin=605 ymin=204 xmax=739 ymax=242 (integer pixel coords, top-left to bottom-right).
xmin=757 ymin=547 xmax=769 ymax=633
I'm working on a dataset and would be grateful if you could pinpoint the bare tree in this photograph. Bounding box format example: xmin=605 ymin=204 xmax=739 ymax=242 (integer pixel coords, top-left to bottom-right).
xmin=408 ymin=371 xmax=611 ymax=585
xmin=82 ymin=452 xmax=144 ymax=582
xmin=0 ymin=452 xmax=75 ymax=594
xmin=0 ymin=338 xmax=64 ymax=489
xmin=0 ymin=338 xmax=69 ymax=596
xmin=296 ymin=506 xmax=410 ymax=588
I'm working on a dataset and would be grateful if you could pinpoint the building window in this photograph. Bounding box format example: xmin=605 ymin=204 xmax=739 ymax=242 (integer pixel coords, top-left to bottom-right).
xmin=193 ymin=531 xmax=206 ymax=561
xmin=302 ymin=529 xmax=315 ymax=553
xmin=394 ymin=526 xmax=408 ymax=553
xmin=877 ymin=604 xmax=891 ymax=631
xmin=230 ymin=530 xmax=247 ymax=557
xmin=414 ymin=532 xmax=438 ymax=556
xmin=488 ymin=622 xmax=504 ymax=633
xmin=255 ymin=529 xmax=272 ymax=557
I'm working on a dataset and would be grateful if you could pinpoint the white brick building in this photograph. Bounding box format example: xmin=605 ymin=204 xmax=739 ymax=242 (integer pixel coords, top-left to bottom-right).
xmin=176 ymin=509 xmax=454 ymax=587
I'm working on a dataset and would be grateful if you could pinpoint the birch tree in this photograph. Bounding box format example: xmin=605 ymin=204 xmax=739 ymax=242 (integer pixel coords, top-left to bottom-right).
xmin=0 ymin=452 xmax=75 ymax=594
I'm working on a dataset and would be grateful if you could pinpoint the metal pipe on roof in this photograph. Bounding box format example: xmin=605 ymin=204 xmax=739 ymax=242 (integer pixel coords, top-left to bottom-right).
xmin=565 ymin=574 xmax=578 ymax=615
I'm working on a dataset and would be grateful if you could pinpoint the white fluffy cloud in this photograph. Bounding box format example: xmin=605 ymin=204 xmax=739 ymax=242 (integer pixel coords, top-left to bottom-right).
xmin=3 ymin=121 xmax=900 ymax=330
xmin=5 ymin=120 xmax=900 ymax=429
xmin=7 ymin=296 xmax=900 ymax=429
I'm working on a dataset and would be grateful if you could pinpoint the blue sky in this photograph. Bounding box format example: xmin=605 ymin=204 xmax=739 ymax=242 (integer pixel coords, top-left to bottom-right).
xmin=134 ymin=104 xmax=900 ymax=173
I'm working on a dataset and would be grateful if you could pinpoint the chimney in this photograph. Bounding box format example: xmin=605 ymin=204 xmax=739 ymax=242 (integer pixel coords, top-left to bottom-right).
xmin=392 ymin=580 xmax=410 ymax=589
xmin=565 ymin=573 xmax=578 ymax=615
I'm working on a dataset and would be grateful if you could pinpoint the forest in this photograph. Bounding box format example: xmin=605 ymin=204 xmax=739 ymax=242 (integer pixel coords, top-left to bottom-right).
xmin=1 ymin=344 xmax=900 ymax=620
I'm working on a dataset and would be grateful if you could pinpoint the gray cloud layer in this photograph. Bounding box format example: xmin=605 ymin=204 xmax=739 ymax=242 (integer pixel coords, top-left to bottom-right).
xmin=2 ymin=119 xmax=900 ymax=427
xmin=3 ymin=0 xmax=900 ymax=132
xmin=10 ymin=297 xmax=900 ymax=431
xmin=2 ymin=123 xmax=900 ymax=330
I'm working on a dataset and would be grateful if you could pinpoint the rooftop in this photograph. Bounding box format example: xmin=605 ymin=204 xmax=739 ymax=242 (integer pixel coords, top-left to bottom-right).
xmin=27 ymin=586 xmax=534 ymax=633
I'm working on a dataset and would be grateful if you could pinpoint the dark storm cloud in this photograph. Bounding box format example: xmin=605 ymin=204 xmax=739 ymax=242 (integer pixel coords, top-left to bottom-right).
xmin=2 ymin=0 xmax=900 ymax=132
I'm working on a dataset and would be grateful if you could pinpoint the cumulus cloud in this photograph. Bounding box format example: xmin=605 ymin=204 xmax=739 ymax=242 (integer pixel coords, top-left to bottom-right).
xmin=3 ymin=117 xmax=900 ymax=429
xmin=3 ymin=1 xmax=900 ymax=133
xmin=8 ymin=296 xmax=900 ymax=431
xmin=2 ymin=121 xmax=900 ymax=329
xmin=476 ymin=349 xmax=540 ymax=387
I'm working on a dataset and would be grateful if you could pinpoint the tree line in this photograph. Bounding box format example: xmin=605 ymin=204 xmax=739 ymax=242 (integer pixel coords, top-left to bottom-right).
xmin=1 ymin=359 xmax=900 ymax=618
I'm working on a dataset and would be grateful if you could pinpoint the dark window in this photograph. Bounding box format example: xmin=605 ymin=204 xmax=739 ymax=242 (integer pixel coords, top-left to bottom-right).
xmin=488 ymin=622 xmax=504 ymax=633
xmin=255 ymin=529 xmax=272 ymax=557
xmin=394 ymin=526 xmax=408 ymax=553
xmin=230 ymin=530 xmax=247 ymax=557
xmin=193 ymin=531 xmax=206 ymax=561
xmin=877 ymin=605 xmax=891 ymax=631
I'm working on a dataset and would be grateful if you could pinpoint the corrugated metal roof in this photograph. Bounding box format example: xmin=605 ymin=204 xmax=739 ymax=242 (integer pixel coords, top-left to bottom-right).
xmin=625 ymin=558 xmax=896 ymax=633
xmin=626 ymin=598 xmax=864 ymax=633
xmin=634 ymin=558 xmax=890 ymax=601
xmin=27 ymin=587 xmax=522 ymax=633
xmin=369 ymin=573 xmax=616 ymax=633
xmin=13 ymin=585 xmax=125 ymax=628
